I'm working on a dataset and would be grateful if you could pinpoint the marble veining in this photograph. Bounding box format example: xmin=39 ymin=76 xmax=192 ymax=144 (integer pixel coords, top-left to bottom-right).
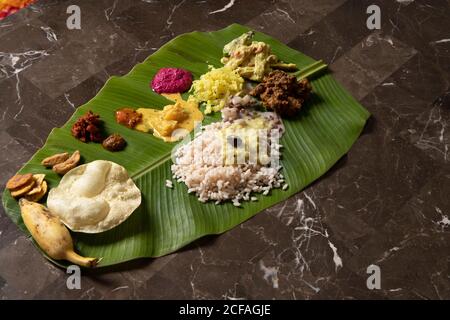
xmin=209 ymin=0 xmax=236 ymax=15
xmin=0 ymin=50 xmax=50 ymax=79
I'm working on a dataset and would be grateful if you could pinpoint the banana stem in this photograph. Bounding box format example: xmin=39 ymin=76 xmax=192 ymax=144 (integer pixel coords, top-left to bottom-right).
xmin=65 ymin=250 xmax=99 ymax=268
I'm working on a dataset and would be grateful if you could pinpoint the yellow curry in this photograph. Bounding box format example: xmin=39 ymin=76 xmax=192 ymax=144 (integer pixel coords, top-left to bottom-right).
xmin=135 ymin=93 xmax=203 ymax=142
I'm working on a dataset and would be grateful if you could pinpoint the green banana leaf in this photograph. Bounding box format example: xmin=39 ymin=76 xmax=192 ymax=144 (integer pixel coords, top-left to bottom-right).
xmin=2 ymin=24 xmax=370 ymax=267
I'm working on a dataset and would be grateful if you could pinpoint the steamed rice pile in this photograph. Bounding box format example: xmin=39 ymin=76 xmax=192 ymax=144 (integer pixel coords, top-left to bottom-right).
xmin=171 ymin=106 xmax=286 ymax=206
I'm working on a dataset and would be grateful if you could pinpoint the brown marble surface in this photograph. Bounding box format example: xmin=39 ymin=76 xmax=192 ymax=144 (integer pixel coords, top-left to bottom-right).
xmin=0 ymin=0 xmax=449 ymax=300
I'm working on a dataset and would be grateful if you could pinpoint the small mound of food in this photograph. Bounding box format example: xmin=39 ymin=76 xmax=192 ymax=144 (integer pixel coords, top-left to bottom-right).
xmin=134 ymin=93 xmax=203 ymax=142
xmin=102 ymin=134 xmax=127 ymax=152
xmin=250 ymin=70 xmax=312 ymax=117
xmin=151 ymin=68 xmax=193 ymax=94
xmin=115 ymin=108 xmax=142 ymax=128
xmin=71 ymin=111 xmax=104 ymax=143
xmin=189 ymin=66 xmax=244 ymax=114
xmin=72 ymin=112 xmax=128 ymax=151
xmin=171 ymin=98 xmax=286 ymax=206
xmin=221 ymin=31 xmax=297 ymax=81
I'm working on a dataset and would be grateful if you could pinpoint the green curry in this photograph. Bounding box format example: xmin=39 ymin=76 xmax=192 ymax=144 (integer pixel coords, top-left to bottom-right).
xmin=221 ymin=31 xmax=297 ymax=81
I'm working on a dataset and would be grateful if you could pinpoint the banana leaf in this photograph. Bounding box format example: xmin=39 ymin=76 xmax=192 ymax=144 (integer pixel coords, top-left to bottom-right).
xmin=2 ymin=24 xmax=370 ymax=267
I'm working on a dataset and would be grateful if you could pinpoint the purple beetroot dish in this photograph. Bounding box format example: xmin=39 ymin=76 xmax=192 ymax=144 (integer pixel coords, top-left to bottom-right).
xmin=151 ymin=68 xmax=193 ymax=94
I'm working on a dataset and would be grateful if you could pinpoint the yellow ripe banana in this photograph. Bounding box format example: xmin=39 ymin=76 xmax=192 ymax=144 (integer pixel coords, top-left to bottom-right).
xmin=19 ymin=198 xmax=98 ymax=268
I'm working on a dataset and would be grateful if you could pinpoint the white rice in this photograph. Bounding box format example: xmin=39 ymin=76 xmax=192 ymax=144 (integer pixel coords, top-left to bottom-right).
xmin=171 ymin=96 xmax=285 ymax=207
xmin=165 ymin=179 xmax=173 ymax=188
xmin=171 ymin=111 xmax=286 ymax=204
